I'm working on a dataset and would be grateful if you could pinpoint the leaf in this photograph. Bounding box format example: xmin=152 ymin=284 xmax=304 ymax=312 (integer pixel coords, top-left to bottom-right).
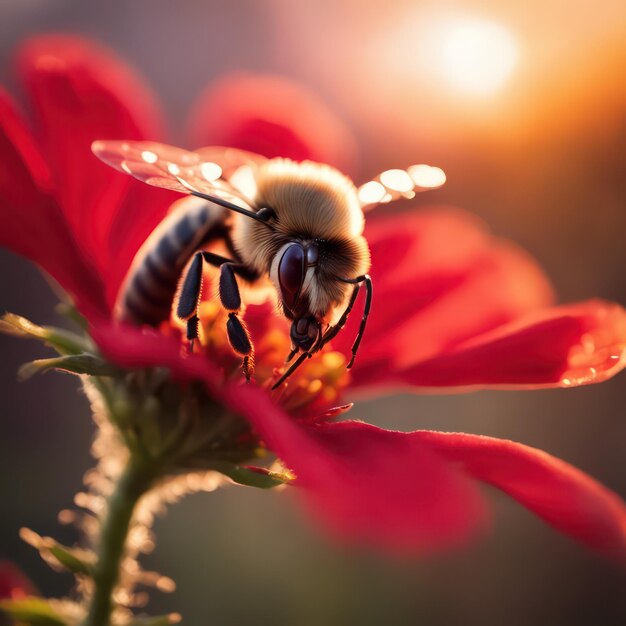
xmin=18 ymin=354 xmax=119 ymax=381
xmin=19 ymin=528 xmax=93 ymax=576
xmin=55 ymin=302 xmax=88 ymax=331
xmin=0 ymin=597 xmax=67 ymax=625
xmin=47 ymin=544 xmax=93 ymax=576
xmin=212 ymin=462 xmax=291 ymax=489
xmin=0 ymin=313 xmax=91 ymax=355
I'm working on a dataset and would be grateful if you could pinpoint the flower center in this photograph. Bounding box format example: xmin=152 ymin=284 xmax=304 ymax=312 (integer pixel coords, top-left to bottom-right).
xmin=182 ymin=296 xmax=350 ymax=419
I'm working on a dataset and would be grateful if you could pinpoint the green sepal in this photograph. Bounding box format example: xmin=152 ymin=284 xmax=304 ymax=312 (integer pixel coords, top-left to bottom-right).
xmin=20 ymin=528 xmax=94 ymax=576
xmin=212 ymin=462 xmax=291 ymax=489
xmin=18 ymin=354 xmax=119 ymax=381
xmin=47 ymin=543 xmax=93 ymax=576
xmin=0 ymin=313 xmax=91 ymax=355
xmin=0 ymin=597 xmax=67 ymax=625
xmin=126 ymin=614 xmax=182 ymax=626
xmin=55 ymin=302 xmax=88 ymax=331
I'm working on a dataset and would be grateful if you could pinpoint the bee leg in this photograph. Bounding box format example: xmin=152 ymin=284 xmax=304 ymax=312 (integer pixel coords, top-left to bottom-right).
xmin=337 ymin=274 xmax=373 ymax=369
xmin=271 ymin=351 xmax=311 ymax=390
xmin=226 ymin=313 xmax=254 ymax=380
xmin=219 ymin=262 xmax=255 ymax=381
xmin=321 ymin=282 xmax=362 ymax=347
xmin=176 ymin=252 xmax=205 ymax=349
xmin=177 ymin=249 xmax=258 ymax=376
xmin=186 ymin=315 xmax=199 ymax=352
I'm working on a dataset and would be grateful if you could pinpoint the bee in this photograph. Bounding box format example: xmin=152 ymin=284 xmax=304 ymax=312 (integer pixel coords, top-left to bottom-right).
xmin=92 ymin=141 xmax=444 ymax=388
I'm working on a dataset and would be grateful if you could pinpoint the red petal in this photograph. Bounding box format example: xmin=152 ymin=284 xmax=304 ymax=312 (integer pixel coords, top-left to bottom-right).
xmin=417 ymin=431 xmax=626 ymax=559
xmin=102 ymin=182 xmax=178 ymax=309
xmin=334 ymin=208 xmax=555 ymax=388
xmin=0 ymin=561 xmax=36 ymax=600
xmin=91 ymin=322 xmax=222 ymax=389
xmin=17 ymin=35 xmax=166 ymax=275
xmin=92 ymin=321 xmax=624 ymax=557
xmin=225 ymin=391 xmax=487 ymax=554
xmin=188 ymin=73 xmax=358 ymax=174
xmin=93 ymin=323 xmax=488 ymax=554
xmin=0 ymin=89 xmax=108 ymax=319
xmin=398 ymin=300 xmax=626 ymax=389
xmin=0 ymin=87 xmax=50 ymax=202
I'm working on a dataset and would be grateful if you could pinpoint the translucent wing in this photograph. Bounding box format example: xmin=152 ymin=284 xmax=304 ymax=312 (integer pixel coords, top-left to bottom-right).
xmin=357 ymin=164 xmax=447 ymax=211
xmin=195 ymin=146 xmax=268 ymax=202
xmin=195 ymin=146 xmax=267 ymax=179
xmin=92 ymin=140 xmax=263 ymax=209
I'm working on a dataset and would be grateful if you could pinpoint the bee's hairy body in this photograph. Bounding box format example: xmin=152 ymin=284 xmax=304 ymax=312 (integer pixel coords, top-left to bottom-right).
xmin=117 ymin=197 xmax=228 ymax=325
xmin=235 ymin=159 xmax=370 ymax=324
xmin=118 ymin=158 xmax=370 ymax=330
xmin=95 ymin=138 xmax=440 ymax=385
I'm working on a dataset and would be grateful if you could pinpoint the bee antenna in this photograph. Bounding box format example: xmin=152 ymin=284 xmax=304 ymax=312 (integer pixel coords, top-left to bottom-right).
xmin=190 ymin=191 xmax=274 ymax=229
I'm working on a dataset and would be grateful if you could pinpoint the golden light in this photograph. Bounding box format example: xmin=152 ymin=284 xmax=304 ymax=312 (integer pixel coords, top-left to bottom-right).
xmin=407 ymin=164 xmax=447 ymax=189
xmin=440 ymin=18 xmax=519 ymax=96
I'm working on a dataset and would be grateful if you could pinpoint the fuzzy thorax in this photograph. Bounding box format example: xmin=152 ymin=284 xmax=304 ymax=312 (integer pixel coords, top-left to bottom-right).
xmin=232 ymin=159 xmax=371 ymax=321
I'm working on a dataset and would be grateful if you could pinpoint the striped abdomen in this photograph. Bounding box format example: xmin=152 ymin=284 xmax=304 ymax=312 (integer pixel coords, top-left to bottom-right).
xmin=117 ymin=197 xmax=227 ymax=325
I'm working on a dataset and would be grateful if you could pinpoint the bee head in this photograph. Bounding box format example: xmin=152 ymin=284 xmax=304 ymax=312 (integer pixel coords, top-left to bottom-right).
xmin=290 ymin=315 xmax=321 ymax=351
xmin=274 ymin=240 xmax=323 ymax=350
xmin=276 ymin=241 xmax=317 ymax=311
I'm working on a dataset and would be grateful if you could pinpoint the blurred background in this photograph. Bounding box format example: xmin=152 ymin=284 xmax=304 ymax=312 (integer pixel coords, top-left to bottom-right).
xmin=0 ymin=1 xmax=625 ymax=624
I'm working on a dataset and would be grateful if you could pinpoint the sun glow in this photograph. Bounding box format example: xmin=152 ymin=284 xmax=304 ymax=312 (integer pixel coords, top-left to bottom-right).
xmin=440 ymin=18 xmax=519 ymax=96
xmin=374 ymin=11 xmax=520 ymax=104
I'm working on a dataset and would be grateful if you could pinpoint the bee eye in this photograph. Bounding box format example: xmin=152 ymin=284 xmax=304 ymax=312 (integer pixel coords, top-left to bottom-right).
xmin=278 ymin=243 xmax=305 ymax=309
xmin=306 ymin=243 xmax=319 ymax=266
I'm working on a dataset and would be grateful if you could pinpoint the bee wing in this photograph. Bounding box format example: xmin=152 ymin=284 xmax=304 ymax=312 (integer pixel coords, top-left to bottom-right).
xmin=356 ymin=164 xmax=447 ymax=211
xmin=92 ymin=140 xmax=258 ymax=209
xmin=195 ymin=146 xmax=267 ymax=179
xmin=194 ymin=146 xmax=267 ymax=202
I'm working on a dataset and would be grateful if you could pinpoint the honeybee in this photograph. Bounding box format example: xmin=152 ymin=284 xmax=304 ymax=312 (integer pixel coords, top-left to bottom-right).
xmin=92 ymin=141 xmax=444 ymax=387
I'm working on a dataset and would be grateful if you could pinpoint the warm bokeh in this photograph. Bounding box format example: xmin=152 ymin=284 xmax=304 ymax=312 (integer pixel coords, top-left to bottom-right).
xmin=1 ymin=2 xmax=624 ymax=625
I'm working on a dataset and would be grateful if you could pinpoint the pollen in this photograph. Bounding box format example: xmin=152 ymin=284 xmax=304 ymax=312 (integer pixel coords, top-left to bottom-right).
xmin=322 ymin=351 xmax=345 ymax=370
xmin=308 ymin=379 xmax=323 ymax=394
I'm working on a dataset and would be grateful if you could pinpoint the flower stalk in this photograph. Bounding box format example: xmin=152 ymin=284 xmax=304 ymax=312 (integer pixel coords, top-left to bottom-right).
xmin=83 ymin=456 xmax=157 ymax=626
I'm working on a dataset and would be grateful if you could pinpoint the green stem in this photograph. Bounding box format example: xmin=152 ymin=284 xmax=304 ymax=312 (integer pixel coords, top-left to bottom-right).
xmin=82 ymin=458 xmax=156 ymax=626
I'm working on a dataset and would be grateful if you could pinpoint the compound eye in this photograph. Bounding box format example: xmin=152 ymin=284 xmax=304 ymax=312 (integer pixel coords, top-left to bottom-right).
xmin=306 ymin=242 xmax=319 ymax=266
xmin=278 ymin=243 xmax=305 ymax=310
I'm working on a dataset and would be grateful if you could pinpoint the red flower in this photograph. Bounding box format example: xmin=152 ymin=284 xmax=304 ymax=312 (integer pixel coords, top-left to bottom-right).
xmin=1 ymin=35 xmax=625 ymax=558
xmin=0 ymin=561 xmax=36 ymax=600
